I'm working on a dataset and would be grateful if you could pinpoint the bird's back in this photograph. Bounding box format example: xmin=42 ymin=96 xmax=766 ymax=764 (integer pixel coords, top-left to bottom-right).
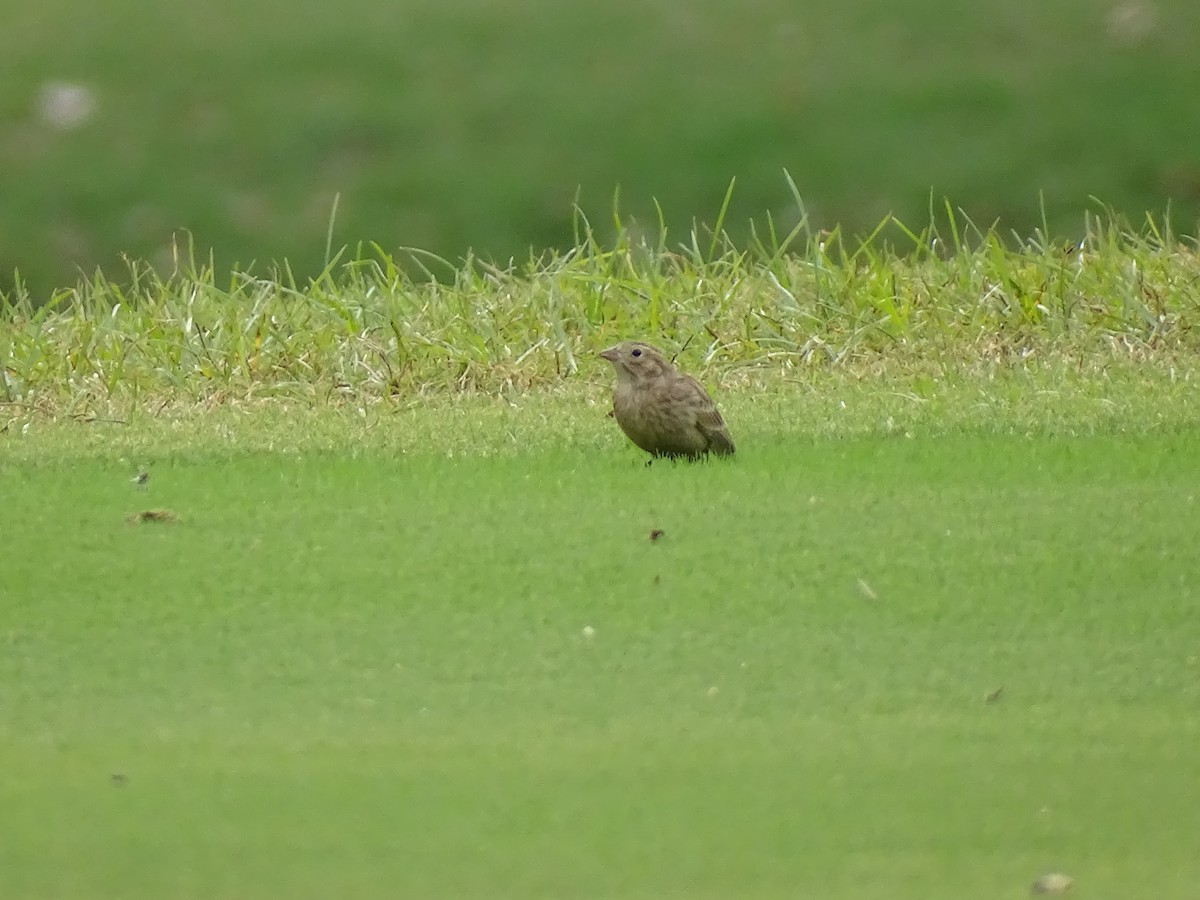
xmin=614 ymin=373 xmax=734 ymax=458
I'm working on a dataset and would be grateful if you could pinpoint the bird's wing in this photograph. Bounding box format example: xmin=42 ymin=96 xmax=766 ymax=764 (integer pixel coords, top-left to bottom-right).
xmin=670 ymin=376 xmax=736 ymax=455
xmin=698 ymin=409 xmax=735 ymax=455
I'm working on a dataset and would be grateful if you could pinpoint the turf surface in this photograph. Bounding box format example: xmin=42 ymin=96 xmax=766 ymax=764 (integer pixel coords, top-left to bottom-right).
xmin=3 ymin=421 xmax=1198 ymax=898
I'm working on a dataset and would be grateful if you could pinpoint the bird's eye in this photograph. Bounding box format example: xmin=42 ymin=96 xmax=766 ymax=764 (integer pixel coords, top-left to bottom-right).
xmin=631 ymin=348 xmax=642 ymax=357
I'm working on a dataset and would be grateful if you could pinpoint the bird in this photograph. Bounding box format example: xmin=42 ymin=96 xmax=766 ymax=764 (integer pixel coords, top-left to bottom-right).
xmin=599 ymin=341 xmax=735 ymax=460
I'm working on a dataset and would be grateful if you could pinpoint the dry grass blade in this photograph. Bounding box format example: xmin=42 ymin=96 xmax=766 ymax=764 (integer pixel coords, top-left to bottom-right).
xmin=126 ymin=509 xmax=179 ymax=525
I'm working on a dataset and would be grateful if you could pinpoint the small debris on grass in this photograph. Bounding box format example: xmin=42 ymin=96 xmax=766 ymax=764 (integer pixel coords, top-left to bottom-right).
xmin=1030 ymin=872 xmax=1074 ymax=894
xmin=856 ymin=578 xmax=878 ymax=601
xmin=649 ymin=528 xmax=665 ymax=542
xmin=131 ymin=470 xmax=149 ymax=488
xmin=581 ymin=625 xmax=596 ymax=640
xmin=985 ymin=686 xmax=1005 ymax=704
xmin=706 ymin=686 xmax=719 ymax=697
xmin=126 ymin=509 xmax=178 ymax=525
xmin=110 ymin=773 xmax=128 ymax=787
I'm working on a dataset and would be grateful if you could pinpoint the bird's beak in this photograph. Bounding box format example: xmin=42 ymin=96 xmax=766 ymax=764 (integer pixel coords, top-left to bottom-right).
xmin=599 ymin=346 xmax=618 ymax=362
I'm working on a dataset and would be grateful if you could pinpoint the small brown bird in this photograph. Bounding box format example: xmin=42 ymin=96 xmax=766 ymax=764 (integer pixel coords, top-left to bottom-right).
xmin=599 ymin=341 xmax=735 ymax=460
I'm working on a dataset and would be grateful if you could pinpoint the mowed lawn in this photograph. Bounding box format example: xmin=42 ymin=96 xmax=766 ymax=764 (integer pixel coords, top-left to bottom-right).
xmin=2 ymin=431 xmax=1198 ymax=899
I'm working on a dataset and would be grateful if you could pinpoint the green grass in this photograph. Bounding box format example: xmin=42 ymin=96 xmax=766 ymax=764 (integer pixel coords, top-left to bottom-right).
xmin=4 ymin=0 xmax=1200 ymax=293
xmin=3 ymin=424 xmax=1200 ymax=898
xmin=4 ymin=219 xmax=1200 ymax=897
xmin=3 ymin=212 xmax=1199 ymax=416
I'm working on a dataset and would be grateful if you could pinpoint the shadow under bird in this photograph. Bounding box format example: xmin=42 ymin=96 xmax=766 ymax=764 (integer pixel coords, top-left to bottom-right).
xmin=599 ymin=341 xmax=735 ymax=460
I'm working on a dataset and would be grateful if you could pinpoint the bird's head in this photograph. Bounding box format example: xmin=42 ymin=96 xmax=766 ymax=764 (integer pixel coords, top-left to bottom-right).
xmin=599 ymin=341 xmax=673 ymax=385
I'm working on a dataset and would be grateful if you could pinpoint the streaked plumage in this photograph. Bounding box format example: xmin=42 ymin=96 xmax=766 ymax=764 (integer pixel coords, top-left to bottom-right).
xmin=599 ymin=341 xmax=735 ymax=460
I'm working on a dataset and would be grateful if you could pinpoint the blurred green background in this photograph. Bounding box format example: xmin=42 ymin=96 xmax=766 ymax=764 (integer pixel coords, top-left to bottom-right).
xmin=3 ymin=0 xmax=1199 ymax=294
